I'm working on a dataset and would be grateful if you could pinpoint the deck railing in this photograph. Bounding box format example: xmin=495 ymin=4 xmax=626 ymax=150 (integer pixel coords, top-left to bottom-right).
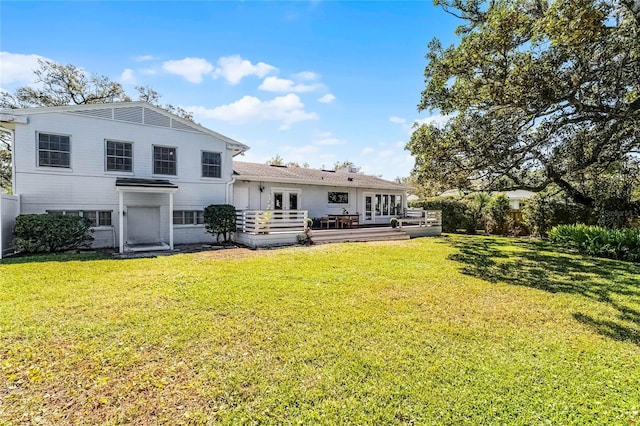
xmin=425 ymin=210 xmax=442 ymax=226
xmin=399 ymin=209 xmax=442 ymax=228
xmin=236 ymin=210 xmax=308 ymax=235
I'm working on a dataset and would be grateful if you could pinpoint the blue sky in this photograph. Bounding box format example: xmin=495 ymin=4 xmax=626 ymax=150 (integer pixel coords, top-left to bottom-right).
xmin=0 ymin=1 xmax=458 ymax=179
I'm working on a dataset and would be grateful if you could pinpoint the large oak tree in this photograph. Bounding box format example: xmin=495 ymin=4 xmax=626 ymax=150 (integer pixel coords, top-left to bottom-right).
xmin=407 ymin=0 xmax=640 ymax=211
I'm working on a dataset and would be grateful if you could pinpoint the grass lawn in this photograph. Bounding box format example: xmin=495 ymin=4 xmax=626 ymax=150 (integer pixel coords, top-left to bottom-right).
xmin=1 ymin=235 xmax=639 ymax=424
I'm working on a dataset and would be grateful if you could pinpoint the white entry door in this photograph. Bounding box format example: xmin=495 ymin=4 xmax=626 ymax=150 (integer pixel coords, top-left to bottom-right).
xmin=127 ymin=206 xmax=161 ymax=244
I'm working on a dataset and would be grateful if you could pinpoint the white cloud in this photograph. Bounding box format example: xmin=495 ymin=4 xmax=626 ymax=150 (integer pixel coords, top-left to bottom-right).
xmin=120 ymin=68 xmax=136 ymax=84
xmin=294 ymin=71 xmax=319 ymax=81
xmin=0 ymin=52 xmax=50 ymax=85
xmin=314 ymin=137 xmax=342 ymax=146
xmin=213 ymin=55 xmax=277 ymax=85
xmin=162 ymin=57 xmax=214 ymax=83
xmin=282 ymin=144 xmax=321 ymax=159
xmin=187 ymin=93 xmax=318 ymax=129
xmin=318 ymin=93 xmax=336 ymax=104
xmin=357 ymin=141 xmax=415 ymax=179
xmin=389 ymin=116 xmax=406 ymax=124
xmin=259 ymin=76 xmax=322 ymax=93
xmin=361 ymin=147 xmax=376 ymax=155
xmin=134 ymin=55 xmax=156 ymax=62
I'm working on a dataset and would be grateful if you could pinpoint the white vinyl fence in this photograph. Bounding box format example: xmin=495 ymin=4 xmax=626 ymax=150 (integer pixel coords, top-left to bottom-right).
xmin=0 ymin=194 xmax=20 ymax=259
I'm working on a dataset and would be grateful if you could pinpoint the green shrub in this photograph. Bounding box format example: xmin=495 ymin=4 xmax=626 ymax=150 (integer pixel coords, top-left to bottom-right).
xmin=463 ymin=193 xmax=491 ymax=234
xmin=14 ymin=214 xmax=94 ymax=253
xmin=204 ymin=204 xmax=237 ymax=244
xmin=414 ymin=197 xmax=468 ymax=233
xmin=523 ymin=192 xmax=596 ymax=237
xmin=522 ymin=193 xmax=555 ymax=237
xmin=487 ymin=193 xmax=511 ymax=235
xmin=548 ymin=224 xmax=640 ymax=262
xmin=389 ymin=217 xmax=399 ymax=228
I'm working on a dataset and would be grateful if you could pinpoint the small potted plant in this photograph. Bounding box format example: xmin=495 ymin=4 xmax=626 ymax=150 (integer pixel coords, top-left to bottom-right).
xmin=390 ymin=217 xmax=399 ymax=228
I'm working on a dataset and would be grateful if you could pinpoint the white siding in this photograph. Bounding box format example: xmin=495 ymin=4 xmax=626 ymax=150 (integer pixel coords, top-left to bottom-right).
xmin=12 ymin=110 xmax=234 ymax=248
xmin=13 ymin=111 xmax=233 ymax=184
xmin=174 ymin=226 xmax=215 ymax=245
xmin=233 ymin=181 xmax=406 ymax=225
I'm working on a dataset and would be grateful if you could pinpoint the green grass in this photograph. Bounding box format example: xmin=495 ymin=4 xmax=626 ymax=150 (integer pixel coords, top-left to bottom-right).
xmin=1 ymin=235 xmax=639 ymax=424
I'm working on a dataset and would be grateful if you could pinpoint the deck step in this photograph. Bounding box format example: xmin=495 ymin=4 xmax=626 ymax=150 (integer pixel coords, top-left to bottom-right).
xmin=310 ymin=227 xmax=409 ymax=244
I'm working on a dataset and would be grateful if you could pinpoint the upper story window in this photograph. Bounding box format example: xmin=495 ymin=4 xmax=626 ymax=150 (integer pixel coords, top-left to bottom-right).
xmin=38 ymin=133 xmax=70 ymax=168
xmin=202 ymin=151 xmax=222 ymax=178
xmin=106 ymin=140 xmax=133 ymax=172
xmin=153 ymin=146 xmax=176 ymax=175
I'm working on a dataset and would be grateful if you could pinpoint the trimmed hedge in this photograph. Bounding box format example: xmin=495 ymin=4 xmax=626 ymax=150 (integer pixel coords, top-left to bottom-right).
xmin=14 ymin=214 xmax=94 ymax=253
xmin=411 ymin=198 xmax=468 ymax=233
xmin=548 ymin=224 xmax=640 ymax=262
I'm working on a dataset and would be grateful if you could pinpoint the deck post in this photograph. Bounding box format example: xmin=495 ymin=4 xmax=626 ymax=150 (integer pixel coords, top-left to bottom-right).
xmin=169 ymin=192 xmax=174 ymax=250
xmin=118 ymin=191 xmax=124 ymax=254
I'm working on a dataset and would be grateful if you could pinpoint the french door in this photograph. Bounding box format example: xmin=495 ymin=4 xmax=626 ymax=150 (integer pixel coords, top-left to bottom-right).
xmin=272 ymin=189 xmax=300 ymax=210
xmin=363 ymin=192 xmax=374 ymax=222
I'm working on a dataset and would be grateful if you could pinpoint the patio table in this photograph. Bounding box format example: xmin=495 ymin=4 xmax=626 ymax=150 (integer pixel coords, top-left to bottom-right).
xmin=328 ymin=214 xmax=360 ymax=229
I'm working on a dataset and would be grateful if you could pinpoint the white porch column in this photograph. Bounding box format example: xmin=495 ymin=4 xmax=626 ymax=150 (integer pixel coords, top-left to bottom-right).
xmin=119 ymin=191 xmax=124 ymax=254
xmin=169 ymin=192 xmax=174 ymax=250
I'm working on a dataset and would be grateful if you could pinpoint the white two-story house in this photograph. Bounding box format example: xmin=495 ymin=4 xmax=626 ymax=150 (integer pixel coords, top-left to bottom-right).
xmin=0 ymin=102 xmax=248 ymax=253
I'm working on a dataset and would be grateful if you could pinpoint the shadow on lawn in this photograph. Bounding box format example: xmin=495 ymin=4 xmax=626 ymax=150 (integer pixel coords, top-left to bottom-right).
xmin=444 ymin=235 xmax=640 ymax=346
xmin=0 ymin=251 xmax=112 ymax=265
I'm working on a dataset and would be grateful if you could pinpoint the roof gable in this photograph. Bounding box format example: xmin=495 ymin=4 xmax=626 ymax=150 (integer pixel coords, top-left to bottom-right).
xmin=0 ymin=101 xmax=249 ymax=153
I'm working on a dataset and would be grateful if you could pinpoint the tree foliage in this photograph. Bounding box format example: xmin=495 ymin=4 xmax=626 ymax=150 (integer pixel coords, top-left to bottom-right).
xmin=487 ymin=193 xmax=511 ymax=235
xmin=266 ymin=155 xmax=285 ymax=166
xmin=1 ymin=60 xmax=130 ymax=108
xmin=408 ymin=0 xmax=640 ymax=212
xmin=0 ymin=132 xmax=11 ymax=193
xmin=265 ymin=155 xmax=310 ymax=168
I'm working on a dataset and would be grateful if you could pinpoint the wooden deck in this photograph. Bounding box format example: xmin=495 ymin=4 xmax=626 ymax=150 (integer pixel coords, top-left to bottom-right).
xmin=234 ymin=209 xmax=442 ymax=248
xmin=310 ymin=226 xmax=409 ymax=244
xmin=310 ymin=224 xmax=441 ymax=245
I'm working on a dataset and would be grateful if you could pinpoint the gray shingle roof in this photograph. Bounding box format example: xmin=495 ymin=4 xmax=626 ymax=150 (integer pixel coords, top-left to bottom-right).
xmin=233 ymin=161 xmax=408 ymax=191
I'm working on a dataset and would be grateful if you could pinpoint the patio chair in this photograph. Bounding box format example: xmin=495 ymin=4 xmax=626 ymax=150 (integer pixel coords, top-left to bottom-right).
xmin=321 ymin=216 xmax=337 ymax=229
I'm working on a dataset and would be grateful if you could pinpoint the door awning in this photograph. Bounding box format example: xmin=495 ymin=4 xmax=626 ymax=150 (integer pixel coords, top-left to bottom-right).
xmin=115 ymin=178 xmax=178 ymax=193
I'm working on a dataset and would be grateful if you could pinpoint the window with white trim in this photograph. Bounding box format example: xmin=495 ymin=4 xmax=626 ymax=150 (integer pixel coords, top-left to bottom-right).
xmin=173 ymin=210 xmax=204 ymax=225
xmin=38 ymin=133 xmax=70 ymax=168
xmin=47 ymin=210 xmax=112 ymax=227
xmin=106 ymin=140 xmax=133 ymax=172
xmin=202 ymin=151 xmax=222 ymax=178
xmin=153 ymin=146 xmax=176 ymax=175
